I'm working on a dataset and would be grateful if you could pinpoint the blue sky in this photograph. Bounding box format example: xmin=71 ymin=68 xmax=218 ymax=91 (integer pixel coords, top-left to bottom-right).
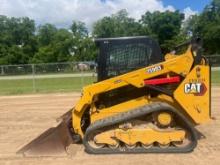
xmin=0 ymin=0 xmax=212 ymax=29
xmin=163 ymin=0 xmax=211 ymax=12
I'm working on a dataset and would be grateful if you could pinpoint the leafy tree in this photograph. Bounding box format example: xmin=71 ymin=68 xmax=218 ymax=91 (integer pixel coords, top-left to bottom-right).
xmin=196 ymin=0 xmax=220 ymax=54
xmin=1 ymin=1 xmax=220 ymax=65
xmin=37 ymin=24 xmax=57 ymax=46
xmin=0 ymin=16 xmax=37 ymax=64
xmin=93 ymin=9 xmax=146 ymax=37
xmin=71 ymin=21 xmax=88 ymax=37
xmin=182 ymin=15 xmax=199 ymax=37
xmin=32 ymin=28 xmax=73 ymax=63
xmin=33 ymin=21 xmax=96 ymax=63
xmin=69 ymin=36 xmax=97 ymax=61
xmin=70 ymin=21 xmax=96 ymax=61
xmin=140 ymin=11 xmax=185 ymax=53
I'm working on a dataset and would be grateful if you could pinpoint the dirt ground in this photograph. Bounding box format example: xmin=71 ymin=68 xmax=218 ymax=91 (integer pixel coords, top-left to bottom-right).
xmin=0 ymin=87 xmax=220 ymax=165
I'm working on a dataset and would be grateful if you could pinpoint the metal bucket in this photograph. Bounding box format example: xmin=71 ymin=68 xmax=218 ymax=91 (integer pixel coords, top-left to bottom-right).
xmin=17 ymin=110 xmax=75 ymax=157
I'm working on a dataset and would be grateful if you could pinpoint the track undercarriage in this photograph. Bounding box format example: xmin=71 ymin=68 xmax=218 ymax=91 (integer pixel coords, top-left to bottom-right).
xmin=83 ymin=102 xmax=197 ymax=154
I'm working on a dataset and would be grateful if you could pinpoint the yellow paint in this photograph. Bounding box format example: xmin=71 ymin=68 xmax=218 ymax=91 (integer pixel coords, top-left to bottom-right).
xmin=174 ymin=65 xmax=211 ymax=124
xmin=90 ymin=96 xmax=149 ymax=123
xmin=95 ymin=128 xmax=185 ymax=145
xmin=71 ymin=46 xmax=210 ymax=138
xmin=157 ymin=112 xmax=172 ymax=126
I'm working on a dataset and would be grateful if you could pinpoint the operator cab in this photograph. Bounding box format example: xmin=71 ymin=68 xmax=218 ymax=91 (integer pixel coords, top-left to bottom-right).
xmin=95 ymin=36 xmax=163 ymax=81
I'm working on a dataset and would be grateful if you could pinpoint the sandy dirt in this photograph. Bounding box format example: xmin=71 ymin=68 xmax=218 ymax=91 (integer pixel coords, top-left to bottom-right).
xmin=0 ymin=88 xmax=220 ymax=165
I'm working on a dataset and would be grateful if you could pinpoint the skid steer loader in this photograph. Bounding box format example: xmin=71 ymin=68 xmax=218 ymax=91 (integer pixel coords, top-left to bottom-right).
xmin=17 ymin=36 xmax=211 ymax=156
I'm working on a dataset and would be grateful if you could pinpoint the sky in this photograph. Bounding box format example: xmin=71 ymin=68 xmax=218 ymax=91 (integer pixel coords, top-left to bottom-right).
xmin=0 ymin=0 xmax=212 ymax=30
xmin=163 ymin=0 xmax=212 ymax=12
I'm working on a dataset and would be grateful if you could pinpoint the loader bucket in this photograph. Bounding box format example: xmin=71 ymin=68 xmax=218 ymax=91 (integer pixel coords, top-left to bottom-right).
xmin=17 ymin=119 xmax=74 ymax=157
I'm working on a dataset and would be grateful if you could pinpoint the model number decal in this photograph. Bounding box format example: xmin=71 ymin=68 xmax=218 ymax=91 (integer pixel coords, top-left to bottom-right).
xmin=147 ymin=65 xmax=163 ymax=74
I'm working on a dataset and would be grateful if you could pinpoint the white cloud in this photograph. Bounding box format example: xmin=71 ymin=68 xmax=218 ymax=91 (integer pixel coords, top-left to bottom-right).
xmin=183 ymin=7 xmax=198 ymax=20
xmin=0 ymin=0 xmax=175 ymax=30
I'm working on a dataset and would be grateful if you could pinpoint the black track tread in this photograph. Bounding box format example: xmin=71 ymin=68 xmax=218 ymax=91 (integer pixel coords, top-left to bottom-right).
xmin=83 ymin=102 xmax=198 ymax=154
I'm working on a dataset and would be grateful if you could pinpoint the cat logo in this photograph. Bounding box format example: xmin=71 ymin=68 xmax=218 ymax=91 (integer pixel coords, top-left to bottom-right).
xmin=184 ymin=83 xmax=206 ymax=96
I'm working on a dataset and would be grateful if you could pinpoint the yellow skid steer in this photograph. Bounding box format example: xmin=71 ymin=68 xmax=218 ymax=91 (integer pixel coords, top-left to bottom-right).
xmin=17 ymin=36 xmax=211 ymax=156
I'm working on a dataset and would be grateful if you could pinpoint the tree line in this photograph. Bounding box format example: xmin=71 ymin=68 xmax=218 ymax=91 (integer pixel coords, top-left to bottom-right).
xmin=0 ymin=0 xmax=220 ymax=65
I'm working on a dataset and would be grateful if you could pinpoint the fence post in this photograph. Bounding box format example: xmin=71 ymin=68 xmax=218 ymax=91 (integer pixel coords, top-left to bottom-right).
xmin=81 ymin=69 xmax=84 ymax=88
xmin=32 ymin=64 xmax=36 ymax=92
xmin=1 ymin=66 xmax=4 ymax=75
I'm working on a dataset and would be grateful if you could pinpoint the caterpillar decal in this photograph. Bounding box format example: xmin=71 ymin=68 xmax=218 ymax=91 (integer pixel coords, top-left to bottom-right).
xmin=184 ymin=83 xmax=207 ymax=96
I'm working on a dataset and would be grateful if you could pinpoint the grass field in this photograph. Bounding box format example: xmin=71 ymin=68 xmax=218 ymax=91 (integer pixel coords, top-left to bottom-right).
xmin=0 ymin=76 xmax=96 ymax=95
xmin=0 ymin=71 xmax=219 ymax=95
xmin=212 ymin=70 xmax=220 ymax=85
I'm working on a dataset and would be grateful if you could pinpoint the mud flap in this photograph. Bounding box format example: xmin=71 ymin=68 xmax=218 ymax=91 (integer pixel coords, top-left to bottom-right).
xmin=17 ymin=120 xmax=74 ymax=157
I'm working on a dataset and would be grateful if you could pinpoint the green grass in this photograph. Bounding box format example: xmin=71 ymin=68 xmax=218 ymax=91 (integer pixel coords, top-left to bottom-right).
xmin=0 ymin=76 xmax=96 ymax=95
xmin=212 ymin=70 xmax=220 ymax=85
xmin=0 ymin=71 xmax=219 ymax=95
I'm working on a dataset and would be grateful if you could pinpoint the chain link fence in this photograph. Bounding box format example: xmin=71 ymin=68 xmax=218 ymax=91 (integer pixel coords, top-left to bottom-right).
xmin=206 ymin=55 xmax=220 ymax=67
xmin=0 ymin=61 xmax=97 ymax=76
xmin=0 ymin=62 xmax=97 ymax=95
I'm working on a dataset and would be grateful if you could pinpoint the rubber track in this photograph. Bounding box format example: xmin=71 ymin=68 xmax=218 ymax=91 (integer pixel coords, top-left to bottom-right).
xmin=83 ymin=102 xmax=198 ymax=154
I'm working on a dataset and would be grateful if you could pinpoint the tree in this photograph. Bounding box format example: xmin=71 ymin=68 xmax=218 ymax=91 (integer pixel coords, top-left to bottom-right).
xmin=69 ymin=36 xmax=97 ymax=61
xmin=182 ymin=15 xmax=199 ymax=37
xmin=37 ymin=24 xmax=57 ymax=46
xmin=0 ymin=16 xmax=37 ymax=64
xmin=184 ymin=0 xmax=220 ymax=54
xmin=70 ymin=21 xmax=96 ymax=61
xmin=140 ymin=11 xmax=185 ymax=53
xmin=2 ymin=1 xmax=220 ymax=65
xmin=93 ymin=9 xmax=146 ymax=38
xmin=32 ymin=28 xmax=73 ymax=63
xmin=71 ymin=21 xmax=88 ymax=37
xmin=200 ymin=0 xmax=220 ymax=54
